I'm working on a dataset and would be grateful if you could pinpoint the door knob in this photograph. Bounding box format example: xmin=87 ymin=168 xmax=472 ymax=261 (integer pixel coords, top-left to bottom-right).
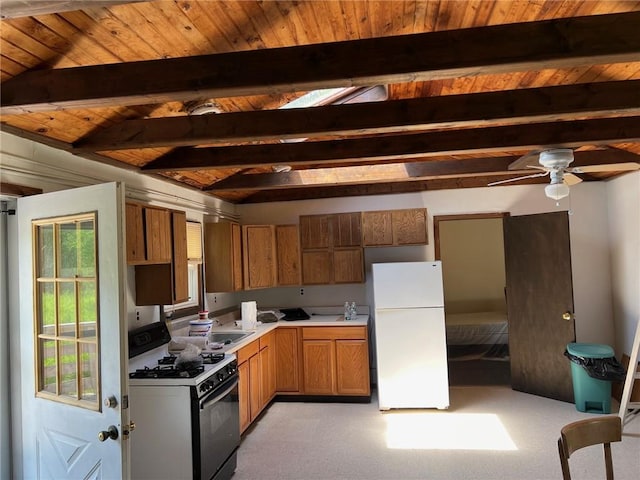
xmin=562 ymin=312 xmax=573 ymax=321
xmin=98 ymin=425 xmax=119 ymax=442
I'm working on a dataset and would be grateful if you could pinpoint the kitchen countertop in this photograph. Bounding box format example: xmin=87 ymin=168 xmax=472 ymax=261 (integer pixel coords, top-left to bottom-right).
xmin=208 ymin=314 xmax=369 ymax=354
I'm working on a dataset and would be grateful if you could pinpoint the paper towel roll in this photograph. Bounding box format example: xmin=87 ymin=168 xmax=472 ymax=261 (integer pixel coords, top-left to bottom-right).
xmin=241 ymin=301 xmax=257 ymax=331
xmin=169 ymin=336 xmax=209 ymax=352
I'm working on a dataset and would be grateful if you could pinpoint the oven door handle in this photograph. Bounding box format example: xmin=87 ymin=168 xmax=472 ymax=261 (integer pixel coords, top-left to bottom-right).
xmin=199 ymin=377 xmax=238 ymax=410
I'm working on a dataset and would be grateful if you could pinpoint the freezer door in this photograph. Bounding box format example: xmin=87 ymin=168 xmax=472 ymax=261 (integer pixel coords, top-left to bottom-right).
xmin=375 ymin=307 xmax=449 ymax=409
xmin=373 ymin=262 xmax=444 ymax=309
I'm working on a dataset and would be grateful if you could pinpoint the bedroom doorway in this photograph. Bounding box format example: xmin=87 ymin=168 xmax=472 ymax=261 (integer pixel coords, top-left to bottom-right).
xmin=434 ymin=213 xmax=510 ymax=387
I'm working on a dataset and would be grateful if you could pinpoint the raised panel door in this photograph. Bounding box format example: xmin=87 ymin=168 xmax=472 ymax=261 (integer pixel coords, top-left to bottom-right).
xmin=243 ymin=225 xmax=277 ymax=289
xmin=336 ymin=340 xmax=370 ymax=395
xmin=238 ymin=361 xmax=250 ymax=433
xmin=333 ymin=248 xmax=364 ymax=283
xmin=249 ymin=354 xmax=262 ymax=421
xmin=362 ymin=210 xmax=393 ymax=246
xmin=392 ymin=208 xmax=428 ymax=245
xmin=275 ymin=328 xmax=300 ymax=392
xmin=231 ymin=223 xmax=243 ymax=291
xmin=260 ymin=344 xmax=276 ymax=407
xmin=301 ymin=250 xmax=332 ymax=284
xmin=276 ymin=225 xmax=301 ymax=286
xmin=302 ymin=340 xmax=335 ymax=395
xmin=171 ymin=211 xmax=189 ymax=303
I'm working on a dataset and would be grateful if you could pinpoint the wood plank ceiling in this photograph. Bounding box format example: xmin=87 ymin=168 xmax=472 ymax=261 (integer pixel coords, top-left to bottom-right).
xmin=1 ymin=0 xmax=639 ymax=203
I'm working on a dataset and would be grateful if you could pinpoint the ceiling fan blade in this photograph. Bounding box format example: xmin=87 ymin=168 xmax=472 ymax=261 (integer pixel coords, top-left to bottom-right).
xmin=488 ymin=171 xmax=549 ymax=186
xmin=507 ymin=151 xmax=542 ymax=171
xmin=563 ymin=173 xmax=583 ymax=186
xmin=567 ymin=163 xmax=640 ymax=174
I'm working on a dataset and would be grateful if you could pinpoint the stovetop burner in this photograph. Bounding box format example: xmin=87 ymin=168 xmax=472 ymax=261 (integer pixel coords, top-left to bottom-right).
xmin=129 ymin=365 xmax=205 ymax=379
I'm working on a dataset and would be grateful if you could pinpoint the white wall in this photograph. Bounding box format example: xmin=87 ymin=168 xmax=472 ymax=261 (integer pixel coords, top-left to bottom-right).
xmin=0 ymin=131 xmax=240 ymax=329
xmin=605 ymin=171 xmax=640 ymax=356
xmin=239 ymin=182 xmax=616 ymax=344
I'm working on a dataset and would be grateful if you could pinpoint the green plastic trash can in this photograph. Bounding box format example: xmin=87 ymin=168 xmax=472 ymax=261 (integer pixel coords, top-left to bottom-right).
xmin=566 ymin=342 xmax=614 ymax=414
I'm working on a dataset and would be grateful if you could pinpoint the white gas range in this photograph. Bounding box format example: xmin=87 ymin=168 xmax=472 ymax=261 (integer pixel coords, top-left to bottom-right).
xmin=128 ymin=322 xmax=239 ymax=480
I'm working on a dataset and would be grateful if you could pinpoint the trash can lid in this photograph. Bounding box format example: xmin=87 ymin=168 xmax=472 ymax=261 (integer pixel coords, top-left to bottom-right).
xmin=566 ymin=342 xmax=614 ymax=359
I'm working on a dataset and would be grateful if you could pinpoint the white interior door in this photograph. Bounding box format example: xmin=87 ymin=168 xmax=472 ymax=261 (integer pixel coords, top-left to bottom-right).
xmin=17 ymin=182 xmax=129 ymax=479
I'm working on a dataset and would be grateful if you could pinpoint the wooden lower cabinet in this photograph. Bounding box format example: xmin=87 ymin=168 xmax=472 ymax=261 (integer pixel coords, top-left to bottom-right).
xmin=336 ymin=340 xmax=370 ymax=395
xmin=275 ymin=328 xmax=300 ymax=392
xmin=301 ymin=326 xmax=370 ymax=396
xmin=238 ymin=332 xmax=277 ymax=433
xmin=303 ymin=340 xmax=336 ymax=394
xmin=238 ymin=361 xmax=251 ymax=433
xmin=259 ymin=331 xmax=277 ymax=406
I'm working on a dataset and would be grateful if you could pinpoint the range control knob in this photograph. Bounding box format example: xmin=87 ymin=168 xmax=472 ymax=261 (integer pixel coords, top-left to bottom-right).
xmin=217 ymin=372 xmax=225 ymax=382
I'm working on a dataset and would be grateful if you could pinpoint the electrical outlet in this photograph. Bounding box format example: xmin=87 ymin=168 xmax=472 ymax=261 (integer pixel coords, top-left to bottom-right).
xmin=214 ymin=296 xmax=217 ymax=303
xmin=136 ymin=310 xmax=140 ymax=321
xmin=300 ymin=288 xmax=304 ymax=296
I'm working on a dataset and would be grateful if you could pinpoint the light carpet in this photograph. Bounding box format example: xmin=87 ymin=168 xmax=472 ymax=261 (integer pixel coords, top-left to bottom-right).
xmin=235 ymin=387 xmax=640 ymax=480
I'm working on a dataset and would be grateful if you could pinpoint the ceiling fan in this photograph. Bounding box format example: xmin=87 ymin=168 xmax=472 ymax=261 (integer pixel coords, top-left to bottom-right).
xmin=489 ymin=148 xmax=639 ymax=200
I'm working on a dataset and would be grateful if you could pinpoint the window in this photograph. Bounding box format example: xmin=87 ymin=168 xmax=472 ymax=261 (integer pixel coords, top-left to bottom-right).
xmin=166 ymin=221 xmax=203 ymax=317
xmin=33 ymin=213 xmax=100 ymax=410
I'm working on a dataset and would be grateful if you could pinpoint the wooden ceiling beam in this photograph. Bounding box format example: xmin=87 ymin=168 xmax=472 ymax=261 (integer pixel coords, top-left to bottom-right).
xmin=2 ymin=12 xmax=640 ymax=114
xmin=141 ymin=117 xmax=640 ymax=172
xmin=72 ymin=80 xmax=640 ymax=151
xmin=205 ymin=150 xmax=640 ymax=191
xmin=238 ymin=175 xmax=553 ymax=204
xmin=206 ymin=157 xmax=520 ymax=191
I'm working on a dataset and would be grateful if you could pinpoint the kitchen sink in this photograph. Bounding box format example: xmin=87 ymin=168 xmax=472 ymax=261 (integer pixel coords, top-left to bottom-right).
xmin=210 ymin=331 xmax=255 ymax=344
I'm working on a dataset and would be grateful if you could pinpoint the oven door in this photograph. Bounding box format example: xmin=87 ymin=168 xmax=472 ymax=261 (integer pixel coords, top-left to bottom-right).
xmin=195 ymin=375 xmax=240 ymax=480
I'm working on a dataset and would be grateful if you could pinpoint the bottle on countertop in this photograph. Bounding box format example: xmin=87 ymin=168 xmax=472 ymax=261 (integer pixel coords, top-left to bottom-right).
xmin=344 ymin=301 xmax=351 ymax=321
xmin=350 ymin=302 xmax=357 ymax=320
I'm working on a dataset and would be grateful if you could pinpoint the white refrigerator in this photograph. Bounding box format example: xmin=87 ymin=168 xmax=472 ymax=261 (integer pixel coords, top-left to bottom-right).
xmin=372 ymin=261 xmax=449 ymax=410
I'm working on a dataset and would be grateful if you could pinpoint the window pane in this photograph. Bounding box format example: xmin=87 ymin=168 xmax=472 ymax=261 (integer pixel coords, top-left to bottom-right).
xmin=58 ymin=282 xmax=77 ymax=338
xmin=59 ymin=341 xmax=78 ymax=398
xmin=59 ymin=222 xmax=78 ymax=278
xmin=79 ymin=342 xmax=98 ymax=402
xmin=78 ymin=219 xmax=95 ymax=277
xmin=79 ymin=281 xmax=97 ymax=339
xmin=37 ymin=224 xmax=54 ymax=278
xmin=39 ymin=282 xmax=56 ymax=336
xmin=39 ymin=339 xmax=57 ymax=394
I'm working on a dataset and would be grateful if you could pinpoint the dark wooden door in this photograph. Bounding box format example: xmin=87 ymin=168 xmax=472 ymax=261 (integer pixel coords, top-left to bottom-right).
xmin=504 ymin=211 xmax=575 ymax=403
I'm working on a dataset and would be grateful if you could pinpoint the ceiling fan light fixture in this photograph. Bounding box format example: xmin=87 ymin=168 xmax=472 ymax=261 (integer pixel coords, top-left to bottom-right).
xmin=545 ymin=182 xmax=570 ymax=200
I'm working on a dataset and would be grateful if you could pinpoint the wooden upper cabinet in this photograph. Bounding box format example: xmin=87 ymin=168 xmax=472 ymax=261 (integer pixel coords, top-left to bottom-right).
xmin=242 ymin=225 xmax=277 ymax=290
xmin=171 ymin=211 xmax=189 ymax=303
xmin=299 ymin=215 xmax=330 ymax=249
xmin=204 ymin=222 xmax=243 ymax=292
xmin=134 ymin=208 xmax=189 ymax=306
xmin=393 ymin=208 xmax=428 ymax=245
xmin=144 ymin=206 xmax=172 ymax=262
xmin=300 ymin=212 xmax=364 ymax=285
xmin=362 ymin=208 xmax=428 ymax=246
xmin=125 ymin=202 xmax=172 ymax=264
xmin=125 ymin=203 xmax=145 ymax=263
xmin=276 ymin=225 xmax=301 ymax=286
xmin=333 ymin=248 xmax=364 ymax=284
xmin=330 ymin=212 xmax=362 ymax=247
xmin=301 ymin=250 xmax=332 ymax=285
xmin=362 ymin=210 xmax=393 ymax=246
